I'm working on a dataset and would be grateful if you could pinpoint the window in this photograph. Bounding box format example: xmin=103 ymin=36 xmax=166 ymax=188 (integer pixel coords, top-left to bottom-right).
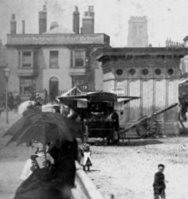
xmin=74 ymin=50 xmax=85 ymax=67
xmin=116 ymin=69 xmax=123 ymax=76
xmin=20 ymin=77 xmax=36 ymax=95
xmin=49 ymin=51 xmax=59 ymax=68
xmin=155 ymin=68 xmax=162 ymax=75
xmin=142 ymin=69 xmax=149 ymax=75
xmin=167 ymin=68 xmax=174 ymax=75
xmin=129 ymin=68 xmax=136 ymax=75
xmin=22 ymin=51 xmax=32 ymax=68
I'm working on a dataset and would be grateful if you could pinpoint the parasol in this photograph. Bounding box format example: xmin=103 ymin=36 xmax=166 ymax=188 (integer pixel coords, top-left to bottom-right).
xmin=4 ymin=110 xmax=83 ymax=146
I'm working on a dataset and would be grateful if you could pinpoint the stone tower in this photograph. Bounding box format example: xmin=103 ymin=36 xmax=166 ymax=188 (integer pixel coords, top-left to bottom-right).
xmin=127 ymin=16 xmax=148 ymax=47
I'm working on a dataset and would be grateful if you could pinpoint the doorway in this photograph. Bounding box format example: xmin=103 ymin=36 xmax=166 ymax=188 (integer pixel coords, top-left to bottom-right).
xmin=49 ymin=77 xmax=59 ymax=101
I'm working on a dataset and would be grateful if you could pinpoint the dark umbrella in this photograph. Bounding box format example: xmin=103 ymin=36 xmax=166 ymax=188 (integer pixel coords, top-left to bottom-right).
xmin=4 ymin=111 xmax=83 ymax=146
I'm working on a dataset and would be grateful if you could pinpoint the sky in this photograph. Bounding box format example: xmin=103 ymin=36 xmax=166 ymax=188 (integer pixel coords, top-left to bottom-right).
xmin=0 ymin=0 xmax=188 ymax=47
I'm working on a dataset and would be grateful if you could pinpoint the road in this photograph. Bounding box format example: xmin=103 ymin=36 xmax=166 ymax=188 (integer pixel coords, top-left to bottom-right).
xmin=87 ymin=137 xmax=188 ymax=199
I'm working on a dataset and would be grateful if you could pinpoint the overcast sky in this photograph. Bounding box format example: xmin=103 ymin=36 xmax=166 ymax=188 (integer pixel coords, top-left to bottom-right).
xmin=0 ymin=0 xmax=188 ymax=47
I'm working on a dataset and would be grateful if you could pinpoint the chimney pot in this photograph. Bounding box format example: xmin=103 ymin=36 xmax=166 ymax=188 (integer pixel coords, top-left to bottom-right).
xmin=39 ymin=5 xmax=47 ymax=34
xmin=22 ymin=20 xmax=25 ymax=34
xmin=73 ymin=6 xmax=80 ymax=34
xmin=10 ymin=14 xmax=16 ymax=34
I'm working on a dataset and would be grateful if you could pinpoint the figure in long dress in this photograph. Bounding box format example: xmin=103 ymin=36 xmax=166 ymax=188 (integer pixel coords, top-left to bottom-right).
xmin=81 ymin=144 xmax=92 ymax=171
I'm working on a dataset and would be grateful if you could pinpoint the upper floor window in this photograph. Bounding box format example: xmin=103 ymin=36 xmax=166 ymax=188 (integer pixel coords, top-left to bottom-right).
xmin=129 ymin=68 xmax=136 ymax=75
xmin=49 ymin=51 xmax=59 ymax=68
xmin=22 ymin=51 xmax=32 ymax=68
xmin=142 ymin=68 xmax=149 ymax=75
xmin=155 ymin=68 xmax=162 ymax=75
xmin=116 ymin=69 xmax=123 ymax=76
xmin=167 ymin=68 xmax=174 ymax=75
xmin=74 ymin=50 xmax=86 ymax=67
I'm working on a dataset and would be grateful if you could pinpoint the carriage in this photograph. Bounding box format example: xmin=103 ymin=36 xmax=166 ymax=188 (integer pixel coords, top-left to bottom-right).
xmin=58 ymin=91 xmax=139 ymax=144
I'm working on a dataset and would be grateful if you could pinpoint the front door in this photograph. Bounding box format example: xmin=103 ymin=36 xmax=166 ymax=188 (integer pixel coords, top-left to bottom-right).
xmin=49 ymin=77 xmax=59 ymax=101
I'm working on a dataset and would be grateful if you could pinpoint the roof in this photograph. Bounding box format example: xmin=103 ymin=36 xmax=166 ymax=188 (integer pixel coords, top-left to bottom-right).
xmin=45 ymin=23 xmax=74 ymax=34
xmin=95 ymin=47 xmax=188 ymax=61
xmin=58 ymin=91 xmax=139 ymax=103
xmin=6 ymin=33 xmax=110 ymax=47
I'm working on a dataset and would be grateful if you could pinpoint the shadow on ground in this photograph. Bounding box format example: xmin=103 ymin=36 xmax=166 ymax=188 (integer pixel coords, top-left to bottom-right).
xmin=89 ymin=138 xmax=163 ymax=147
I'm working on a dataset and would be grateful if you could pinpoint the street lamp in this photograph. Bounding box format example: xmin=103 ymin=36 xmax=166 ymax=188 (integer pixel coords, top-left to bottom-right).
xmin=4 ymin=67 xmax=10 ymax=124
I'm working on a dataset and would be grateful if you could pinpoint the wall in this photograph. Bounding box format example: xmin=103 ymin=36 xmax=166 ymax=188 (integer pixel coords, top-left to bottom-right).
xmin=102 ymin=56 xmax=180 ymax=135
xmin=6 ymin=47 xmax=20 ymax=94
xmin=42 ymin=47 xmax=72 ymax=94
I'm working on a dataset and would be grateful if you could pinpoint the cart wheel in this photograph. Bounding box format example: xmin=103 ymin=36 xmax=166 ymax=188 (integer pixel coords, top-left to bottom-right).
xmin=136 ymin=118 xmax=160 ymax=138
xmin=136 ymin=123 xmax=148 ymax=138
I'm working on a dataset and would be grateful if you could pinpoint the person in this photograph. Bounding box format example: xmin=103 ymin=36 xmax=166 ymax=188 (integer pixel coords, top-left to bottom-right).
xmin=153 ymin=164 xmax=166 ymax=199
xmin=15 ymin=140 xmax=74 ymax=199
xmin=19 ymin=142 xmax=54 ymax=181
xmin=81 ymin=144 xmax=92 ymax=171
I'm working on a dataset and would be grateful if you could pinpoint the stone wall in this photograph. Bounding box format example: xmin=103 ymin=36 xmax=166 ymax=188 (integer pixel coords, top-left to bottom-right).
xmin=102 ymin=55 xmax=181 ymax=135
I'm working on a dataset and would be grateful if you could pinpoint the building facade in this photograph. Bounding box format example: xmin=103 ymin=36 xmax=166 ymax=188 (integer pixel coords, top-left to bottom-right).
xmin=127 ymin=16 xmax=148 ymax=47
xmin=6 ymin=6 xmax=110 ymax=101
xmin=0 ymin=41 xmax=7 ymax=106
xmin=96 ymin=47 xmax=188 ymax=135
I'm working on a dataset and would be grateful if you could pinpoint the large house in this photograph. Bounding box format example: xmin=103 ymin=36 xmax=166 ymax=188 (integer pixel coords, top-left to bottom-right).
xmin=6 ymin=5 xmax=110 ymax=101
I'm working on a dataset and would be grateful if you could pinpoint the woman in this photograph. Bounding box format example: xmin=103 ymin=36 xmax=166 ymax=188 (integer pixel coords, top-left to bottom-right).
xmin=14 ymin=140 xmax=78 ymax=199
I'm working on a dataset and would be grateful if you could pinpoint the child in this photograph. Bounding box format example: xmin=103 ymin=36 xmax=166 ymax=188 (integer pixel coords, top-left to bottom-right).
xmin=81 ymin=144 xmax=92 ymax=171
xmin=153 ymin=164 xmax=166 ymax=199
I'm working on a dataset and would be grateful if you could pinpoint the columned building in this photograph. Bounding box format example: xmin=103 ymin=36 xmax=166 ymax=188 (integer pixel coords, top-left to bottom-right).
xmin=6 ymin=5 xmax=110 ymax=101
xmin=96 ymin=47 xmax=188 ymax=135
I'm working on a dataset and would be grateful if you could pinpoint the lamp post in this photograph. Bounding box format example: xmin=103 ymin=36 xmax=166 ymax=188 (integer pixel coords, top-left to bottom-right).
xmin=4 ymin=67 xmax=10 ymax=124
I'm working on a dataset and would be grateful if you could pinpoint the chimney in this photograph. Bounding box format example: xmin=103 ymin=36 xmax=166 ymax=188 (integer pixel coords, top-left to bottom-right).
xmin=38 ymin=4 xmax=47 ymax=34
xmin=73 ymin=6 xmax=80 ymax=34
xmin=82 ymin=6 xmax=95 ymax=34
xmin=10 ymin=14 xmax=17 ymax=34
xmin=22 ymin=20 xmax=25 ymax=34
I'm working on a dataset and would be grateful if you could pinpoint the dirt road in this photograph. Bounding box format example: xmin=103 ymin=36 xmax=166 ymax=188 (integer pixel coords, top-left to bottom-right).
xmin=88 ymin=138 xmax=188 ymax=199
xmin=0 ymin=112 xmax=188 ymax=199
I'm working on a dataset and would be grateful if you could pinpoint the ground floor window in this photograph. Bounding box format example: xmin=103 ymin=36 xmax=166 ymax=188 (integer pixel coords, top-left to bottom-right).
xmin=72 ymin=75 xmax=88 ymax=91
xmin=20 ymin=77 xmax=36 ymax=95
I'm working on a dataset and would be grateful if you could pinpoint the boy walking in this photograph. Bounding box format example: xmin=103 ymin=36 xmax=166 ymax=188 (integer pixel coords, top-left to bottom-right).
xmin=153 ymin=164 xmax=166 ymax=199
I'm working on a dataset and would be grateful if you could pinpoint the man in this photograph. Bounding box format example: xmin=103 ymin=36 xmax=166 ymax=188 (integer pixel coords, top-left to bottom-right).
xmin=153 ymin=164 xmax=166 ymax=199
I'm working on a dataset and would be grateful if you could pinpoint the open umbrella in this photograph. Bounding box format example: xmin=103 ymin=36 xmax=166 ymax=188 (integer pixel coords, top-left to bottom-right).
xmin=4 ymin=110 xmax=83 ymax=146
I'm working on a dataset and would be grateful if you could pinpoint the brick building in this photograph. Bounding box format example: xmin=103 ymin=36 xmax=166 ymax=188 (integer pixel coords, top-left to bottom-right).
xmin=6 ymin=5 xmax=110 ymax=101
xmin=96 ymin=47 xmax=188 ymax=135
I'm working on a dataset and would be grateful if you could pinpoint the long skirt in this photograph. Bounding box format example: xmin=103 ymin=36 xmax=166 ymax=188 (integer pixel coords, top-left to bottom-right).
xmin=14 ymin=168 xmax=72 ymax=199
